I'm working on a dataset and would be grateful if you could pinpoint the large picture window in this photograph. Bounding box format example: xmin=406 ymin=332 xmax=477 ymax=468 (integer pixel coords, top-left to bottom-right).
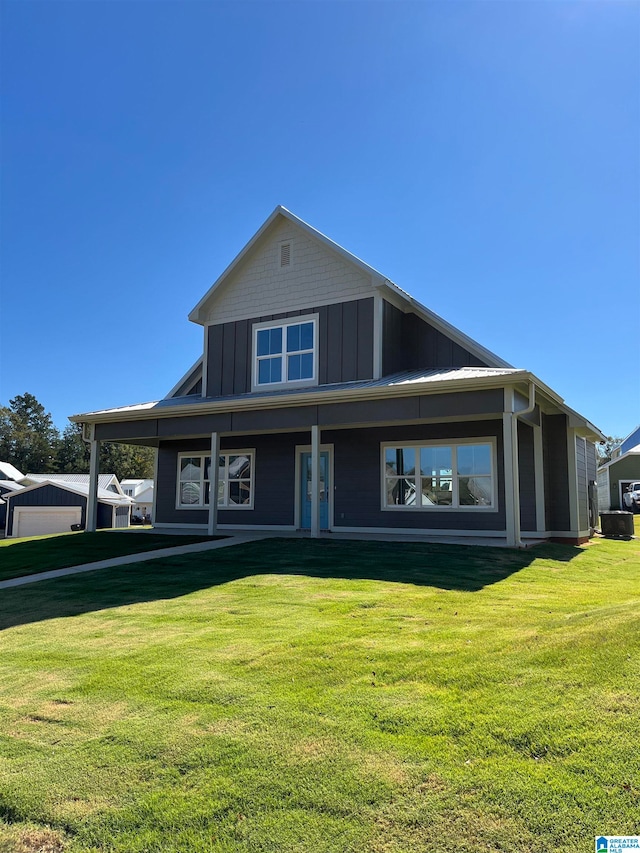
xmin=253 ymin=316 xmax=317 ymax=388
xmin=382 ymin=441 xmax=495 ymax=510
xmin=177 ymin=451 xmax=254 ymax=509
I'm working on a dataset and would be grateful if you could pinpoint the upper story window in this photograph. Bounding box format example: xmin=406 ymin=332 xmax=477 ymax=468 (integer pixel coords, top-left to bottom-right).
xmin=253 ymin=315 xmax=318 ymax=390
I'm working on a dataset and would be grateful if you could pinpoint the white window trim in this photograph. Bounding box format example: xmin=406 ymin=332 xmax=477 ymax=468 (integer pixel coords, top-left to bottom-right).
xmin=251 ymin=314 xmax=319 ymax=392
xmin=380 ymin=437 xmax=498 ymax=512
xmin=176 ymin=450 xmax=255 ymax=511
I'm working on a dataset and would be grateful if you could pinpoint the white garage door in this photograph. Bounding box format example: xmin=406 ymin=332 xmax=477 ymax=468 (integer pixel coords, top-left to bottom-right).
xmin=14 ymin=507 xmax=82 ymax=538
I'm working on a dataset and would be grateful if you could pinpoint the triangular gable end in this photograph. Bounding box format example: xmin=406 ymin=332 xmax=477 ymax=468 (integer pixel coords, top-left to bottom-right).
xmin=189 ymin=207 xmax=385 ymax=327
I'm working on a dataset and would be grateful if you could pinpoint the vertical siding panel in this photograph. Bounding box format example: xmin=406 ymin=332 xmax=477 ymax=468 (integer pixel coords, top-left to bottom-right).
xmin=207 ymin=326 xmax=224 ymax=397
xmin=326 ymin=303 xmax=343 ymax=383
xmin=356 ymin=298 xmax=374 ymax=380
xmin=221 ymin=323 xmax=236 ymax=396
xmin=436 ymin=331 xmax=453 ymax=366
xmin=341 ymin=300 xmax=358 ymax=381
xmin=318 ymin=306 xmax=329 ymax=385
xmin=234 ymin=319 xmax=249 ymax=395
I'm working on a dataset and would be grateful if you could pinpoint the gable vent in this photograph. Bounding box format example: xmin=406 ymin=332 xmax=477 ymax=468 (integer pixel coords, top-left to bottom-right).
xmin=280 ymin=242 xmax=291 ymax=267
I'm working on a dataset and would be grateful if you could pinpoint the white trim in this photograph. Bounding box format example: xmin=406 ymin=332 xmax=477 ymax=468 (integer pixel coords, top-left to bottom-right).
xmin=12 ymin=506 xmax=82 ymax=539
xmin=154 ymin=522 xmax=208 ymax=529
xmin=208 ymin=432 xmax=220 ymax=536
xmin=332 ymin=524 xmax=507 ymax=538
xmin=217 ymin=523 xmax=297 ymax=532
xmin=294 ymin=442 xmax=335 ymax=531
xmin=151 ymin=448 xmax=159 ymax=525
xmin=87 ymin=439 xmax=100 ymax=533
xmin=251 ymin=314 xmax=319 ymax=392
xmin=165 ymin=356 xmax=204 ymax=400
xmin=176 ymin=449 xmax=255 ymax=510
xmin=380 ymin=437 xmax=498 ymax=512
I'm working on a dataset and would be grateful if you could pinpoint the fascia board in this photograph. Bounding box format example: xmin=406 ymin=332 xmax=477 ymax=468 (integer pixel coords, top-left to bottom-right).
xmin=70 ymin=371 xmax=531 ymax=425
xmin=377 ymin=281 xmax=513 ymax=370
xmin=165 ymin=356 xmax=203 ymax=399
xmin=188 ymin=206 xmax=386 ymax=325
xmin=3 ymin=479 xmax=128 ymax=505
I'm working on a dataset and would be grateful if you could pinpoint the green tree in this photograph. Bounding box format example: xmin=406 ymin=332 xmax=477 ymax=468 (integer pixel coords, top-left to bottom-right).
xmin=597 ymin=436 xmax=624 ymax=467
xmin=56 ymin=423 xmax=91 ymax=473
xmin=0 ymin=393 xmax=60 ymax=473
xmin=99 ymin=442 xmax=155 ymax=481
xmin=57 ymin=425 xmax=154 ymax=481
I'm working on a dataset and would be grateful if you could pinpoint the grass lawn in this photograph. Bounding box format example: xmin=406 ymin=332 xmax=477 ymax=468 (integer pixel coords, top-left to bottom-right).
xmin=0 ymin=532 xmax=216 ymax=583
xmin=0 ymin=526 xmax=638 ymax=852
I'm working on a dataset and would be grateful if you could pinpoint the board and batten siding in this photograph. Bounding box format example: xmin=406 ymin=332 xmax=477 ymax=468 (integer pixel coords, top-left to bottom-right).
xmin=205 ymin=298 xmax=375 ymax=397
xmin=156 ymin=422 xmax=506 ymax=532
xmin=542 ymin=413 xmax=571 ymax=532
xmin=575 ymin=436 xmax=589 ymax=532
xmin=517 ymin=421 xmax=537 ymax=532
xmin=382 ymin=301 xmax=488 ymax=375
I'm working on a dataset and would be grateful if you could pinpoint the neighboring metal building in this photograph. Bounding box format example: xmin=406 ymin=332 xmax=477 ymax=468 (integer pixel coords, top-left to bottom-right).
xmin=597 ymin=443 xmax=640 ymax=511
xmin=4 ymin=480 xmax=132 ymax=538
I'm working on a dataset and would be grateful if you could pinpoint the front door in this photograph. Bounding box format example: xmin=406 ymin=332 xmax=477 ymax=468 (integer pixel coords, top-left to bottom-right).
xmin=300 ymin=451 xmax=330 ymax=530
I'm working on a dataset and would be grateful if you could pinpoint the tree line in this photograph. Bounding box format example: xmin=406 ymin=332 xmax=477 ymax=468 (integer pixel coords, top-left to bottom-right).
xmin=0 ymin=393 xmax=154 ymax=481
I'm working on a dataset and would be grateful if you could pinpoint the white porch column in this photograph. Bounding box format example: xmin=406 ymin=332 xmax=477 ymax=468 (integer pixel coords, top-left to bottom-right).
xmin=151 ymin=447 xmax=159 ymax=526
xmin=310 ymin=424 xmax=320 ymax=538
xmin=208 ymin=432 xmax=220 ymax=536
xmin=502 ymin=388 xmax=519 ymax=548
xmin=87 ymin=435 xmax=100 ymax=533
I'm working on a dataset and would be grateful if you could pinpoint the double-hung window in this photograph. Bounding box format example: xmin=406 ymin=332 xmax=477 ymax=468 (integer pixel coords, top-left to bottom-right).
xmin=382 ymin=440 xmax=495 ymax=510
xmin=177 ymin=451 xmax=254 ymax=509
xmin=253 ymin=316 xmax=317 ymax=389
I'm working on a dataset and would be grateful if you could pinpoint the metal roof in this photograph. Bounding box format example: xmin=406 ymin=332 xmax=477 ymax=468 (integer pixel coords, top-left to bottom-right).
xmin=24 ymin=473 xmax=118 ymax=490
xmin=72 ymin=367 xmax=524 ymax=418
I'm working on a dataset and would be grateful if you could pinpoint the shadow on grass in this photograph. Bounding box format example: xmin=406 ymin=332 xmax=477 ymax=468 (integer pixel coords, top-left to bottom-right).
xmin=0 ymin=537 xmax=585 ymax=631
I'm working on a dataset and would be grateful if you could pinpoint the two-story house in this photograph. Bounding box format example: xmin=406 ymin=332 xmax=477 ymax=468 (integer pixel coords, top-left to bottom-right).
xmin=72 ymin=206 xmax=603 ymax=546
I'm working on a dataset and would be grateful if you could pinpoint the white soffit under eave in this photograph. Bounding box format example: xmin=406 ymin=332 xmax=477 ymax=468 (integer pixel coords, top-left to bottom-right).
xmin=187 ymin=206 xmax=386 ymax=325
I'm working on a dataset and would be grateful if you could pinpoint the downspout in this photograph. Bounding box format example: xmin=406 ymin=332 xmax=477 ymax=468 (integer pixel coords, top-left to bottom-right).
xmin=512 ymin=381 xmax=536 ymax=548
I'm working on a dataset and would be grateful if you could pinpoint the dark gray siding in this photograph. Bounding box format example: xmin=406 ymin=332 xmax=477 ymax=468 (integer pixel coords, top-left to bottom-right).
xmin=6 ymin=484 xmax=123 ymax=533
xmin=327 ymin=421 xmax=505 ymax=531
xmin=518 ymin=421 xmax=537 ymax=531
xmin=205 ymin=298 xmax=375 ymax=396
xmin=382 ymin=301 xmax=488 ymax=375
xmin=95 ymin=388 xmax=505 ymax=443
xmin=586 ymin=441 xmax=597 ymax=483
xmin=7 ymin=484 xmax=87 ymax=534
xmin=542 ymin=414 xmax=570 ymax=531
xmin=155 ymin=433 xmax=309 ymax=527
xmin=171 ymin=364 xmax=203 ymax=398
xmin=576 ymin=437 xmax=588 ymax=531
xmin=155 ymin=422 xmax=505 ymax=532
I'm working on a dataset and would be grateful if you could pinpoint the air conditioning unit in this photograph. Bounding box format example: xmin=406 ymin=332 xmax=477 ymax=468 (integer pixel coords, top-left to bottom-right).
xmin=599 ymin=511 xmax=634 ymax=538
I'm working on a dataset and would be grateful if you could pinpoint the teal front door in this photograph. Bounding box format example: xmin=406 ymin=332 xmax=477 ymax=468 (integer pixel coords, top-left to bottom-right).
xmin=300 ymin=451 xmax=330 ymax=530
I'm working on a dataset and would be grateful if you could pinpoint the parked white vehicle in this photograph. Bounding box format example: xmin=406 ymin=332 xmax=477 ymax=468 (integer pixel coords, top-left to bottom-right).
xmin=623 ymin=482 xmax=640 ymax=512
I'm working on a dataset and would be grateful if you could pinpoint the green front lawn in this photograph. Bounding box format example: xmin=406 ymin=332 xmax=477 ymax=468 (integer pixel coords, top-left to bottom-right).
xmin=0 ymin=532 xmax=638 ymax=852
xmin=0 ymin=532 xmax=215 ymax=582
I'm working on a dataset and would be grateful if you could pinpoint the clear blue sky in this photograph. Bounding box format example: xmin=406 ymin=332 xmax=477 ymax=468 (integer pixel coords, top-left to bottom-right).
xmin=1 ymin=0 xmax=638 ymax=440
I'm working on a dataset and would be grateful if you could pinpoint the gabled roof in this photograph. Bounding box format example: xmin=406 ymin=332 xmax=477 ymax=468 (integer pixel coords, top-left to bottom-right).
xmin=598 ymin=443 xmax=640 ymax=472
xmin=188 ymin=206 xmax=388 ymax=325
xmin=186 ymin=206 xmax=511 ymax=370
xmin=4 ymin=479 xmax=132 ymax=506
xmin=0 ymin=479 xmax=25 ymax=493
xmin=0 ymin=462 xmax=25 ymax=481
xmin=22 ymin=473 xmax=123 ymax=494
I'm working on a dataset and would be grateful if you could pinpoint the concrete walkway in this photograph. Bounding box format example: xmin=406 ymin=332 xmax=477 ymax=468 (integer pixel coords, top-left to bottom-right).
xmin=0 ymin=533 xmax=272 ymax=590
